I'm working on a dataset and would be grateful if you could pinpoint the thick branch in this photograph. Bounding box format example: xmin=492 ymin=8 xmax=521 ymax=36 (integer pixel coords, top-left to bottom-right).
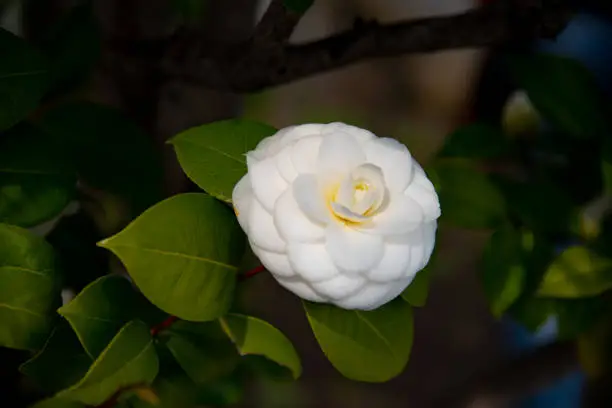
xmin=252 ymin=0 xmax=302 ymax=45
xmin=161 ymin=0 xmax=573 ymax=92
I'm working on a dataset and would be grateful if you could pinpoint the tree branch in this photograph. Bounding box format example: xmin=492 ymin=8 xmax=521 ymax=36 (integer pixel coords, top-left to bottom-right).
xmin=252 ymin=0 xmax=302 ymax=46
xmin=158 ymin=0 xmax=573 ymax=92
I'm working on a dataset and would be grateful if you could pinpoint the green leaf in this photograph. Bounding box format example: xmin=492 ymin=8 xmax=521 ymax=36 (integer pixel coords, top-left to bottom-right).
xmin=283 ymin=0 xmax=314 ymax=13
xmin=0 ymin=28 xmax=48 ymax=131
xmin=506 ymin=53 xmax=608 ymax=138
xmin=0 ymin=224 xmax=62 ymax=350
xmin=0 ymin=123 xmax=76 ymax=227
xmin=162 ymin=320 xmax=240 ymax=384
xmin=400 ymin=267 xmax=431 ymax=307
xmin=439 ymin=123 xmax=510 ymax=158
xmin=20 ymin=320 xmax=92 ymax=393
xmin=537 ymin=246 xmax=612 ymax=298
xmin=220 ymin=313 xmax=302 ymax=379
xmin=38 ymin=102 xmax=162 ymax=214
xmin=303 ymin=298 xmax=413 ymax=382
xmin=170 ymin=119 xmax=276 ymax=202
xmin=56 ymin=320 xmax=159 ymax=406
xmin=41 ymin=3 xmax=101 ymax=93
xmin=58 ymin=275 xmax=166 ymax=358
xmin=480 ymin=224 xmax=529 ymax=317
xmin=29 ymin=398 xmax=86 ymax=408
xmin=98 ymin=193 xmax=245 ymax=321
xmin=429 ymin=159 xmax=506 ymax=229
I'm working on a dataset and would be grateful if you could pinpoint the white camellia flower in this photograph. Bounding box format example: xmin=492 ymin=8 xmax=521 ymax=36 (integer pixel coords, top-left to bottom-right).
xmin=232 ymin=122 xmax=441 ymax=310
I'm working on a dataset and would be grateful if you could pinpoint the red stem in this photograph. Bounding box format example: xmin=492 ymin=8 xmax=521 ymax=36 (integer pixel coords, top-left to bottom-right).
xmin=149 ymin=265 xmax=266 ymax=336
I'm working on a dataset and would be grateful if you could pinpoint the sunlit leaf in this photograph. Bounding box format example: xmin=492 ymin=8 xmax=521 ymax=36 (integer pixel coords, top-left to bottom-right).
xmin=0 ymin=224 xmax=61 ymax=350
xmin=303 ymin=298 xmax=413 ymax=382
xmin=98 ymin=193 xmax=245 ymax=321
xmin=170 ymin=119 xmax=276 ymax=202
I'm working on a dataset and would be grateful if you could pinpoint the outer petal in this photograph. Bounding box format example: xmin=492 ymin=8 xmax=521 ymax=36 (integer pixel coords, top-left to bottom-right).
xmin=311 ymin=275 xmax=365 ymax=300
xmin=385 ymin=276 xmax=415 ymax=303
xmin=251 ymin=244 xmax=295 ymax=278
xmin=231 ymin=175 xmax=252 ymax=233
xmin=363 ymin=137 xmax=413 ymax=193
xmin=274 ymin=188 xmax=325 ymax=243
xmin=278 ymin=124 xmax=325 ymax=150
xmin=368 ymin=239 xmax=411 ymax=282
xmin=325 ymin=223 xmax=384 ymax=273
xmin=290 ymin=136 xmax=322 ymax=174
xmin=275 ymin=276 xmax=327 ymax=302
xmin=334 ymin=282 xmax=390 ymax=310
xmin=404 ymin=227 xmax=427 ymax=274
xmin=247 ymin=154 xmax=288 ymax=212
xmin=412 ymin=161 xmax=436 ymax=193
xmin=292 ymin=174 xmax=331 ymax=224
xmin=275 ymin=144 xmax=299 ymax=183
xmin=248 ymin=199 xmax=286 ymax=253
xmin=317 ymin=131 xmax=366 ymax=180
xmin=404 ymin=181 xmax=441 ymax=221
xmin=421 ymin=221 xmax=437 ymax=267
xmin=287 ymin=243 xmax=338 ymax=282
xmin=363 ymin=194 xmax=423 ymax=236
xmin=321 ymin=122 xmax=376 ymax=145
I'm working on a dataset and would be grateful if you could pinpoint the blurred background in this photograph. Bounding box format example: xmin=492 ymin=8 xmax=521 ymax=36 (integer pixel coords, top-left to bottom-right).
xmin=3 ymin=0 xmax=611 ymax=407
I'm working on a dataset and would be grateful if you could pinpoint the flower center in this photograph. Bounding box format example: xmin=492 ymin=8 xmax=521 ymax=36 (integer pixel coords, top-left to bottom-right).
xmin=329 ymin=164 xmax=386 ymax=224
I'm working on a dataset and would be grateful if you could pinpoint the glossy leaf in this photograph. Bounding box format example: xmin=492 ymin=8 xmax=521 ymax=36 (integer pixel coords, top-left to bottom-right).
xmin=58 ymin=275 xmax=166 ymax=358
xmin=538 ymin=246 xmax=612 ymax=298
xmin=439 ymin=123 xmax=509 ymax=158
xmin=303 ymin=298 xmax=413 ymax=382
xmin=170 ymin=119 xmax=276 ymax=202
xmin=506 ymin=53 xmax=608 ymax=138
xmin=163 ymin=320 xmax=240 ymax=384
xmin=220 ymin=313 xmax=302 ymax=379
xmin=430 ymin=159 xmax=506 ymax=229
xmin=38 ymin=102 xmax=162 ymax=213
xmin=30 ymin=398 xmax=86 ymax=408
xmin=98 ymin=193 xmax=245 ymax=321
xmin=480 ymin=225 xmax=528 ymax=317
xmin=0 ymin=224 xmax=62 ymax=350
xmin=20 ymin=321 xmax=91 ymax=393
xmin=401 ymin=267 xmax=431 ymax=307
xmin=56 ymin=320 xmax=159 ymax=405
xmin=0 ymin=28 xmax=48 ymax=131
xmin=0 ymin=123 xmax=76 ymax=227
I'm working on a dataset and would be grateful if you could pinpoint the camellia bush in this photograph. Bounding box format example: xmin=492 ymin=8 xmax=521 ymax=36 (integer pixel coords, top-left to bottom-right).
xmin=3 ymin=0 xmax=612 ymax=407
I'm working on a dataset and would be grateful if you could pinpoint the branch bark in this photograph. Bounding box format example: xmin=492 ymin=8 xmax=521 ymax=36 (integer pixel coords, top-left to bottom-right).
xmin=155 ymin=0 xmax=574 ymax=92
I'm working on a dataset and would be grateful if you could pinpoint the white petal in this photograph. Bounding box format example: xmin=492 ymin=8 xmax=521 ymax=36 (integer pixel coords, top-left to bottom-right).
xmin=363 ymin=137 xmax=413 ymax=193
xmin=278 ymin=124 xmax=325 ymax=149
xmin=253 ymin=136 xmax=276 ymax=160
xmin=334 ymin=282 xmax=390 ymax=310
xmin=247 ymin=154 xmax=288 ymax=212
xmin=292 ymin=174 xmax=331 ymax=224
xmin=368 ymin=240 xmax=411 ymax=282
xmin=404 ymin=227 xmax=427 ymax=274
xmin=321 ymin=122 xmax=376 ymax=144
xmin=317 ymin=131 xmax=366 ymax=180
xmin=364 ymin=194 xmax=423 ymax=235
xmin=330 ymin=202 xmax=369 ymax=223
xmin=275 ymin=145 xmax=298 ymax=183
xmin=287 ymin=243 xmax=339 ymax=282
xmin=251 ymin=244 xmax=295 ymax=278
xmin=404 ymin=181 xmax=441 ymax=221
xmin=274 ymin=188 xmax=325 ymax=243
xmin=326 ymin=222 xmax=384 ymax=273
xmin=291 ymin=136 xmax=322 ymax=174
xmin=231 ymin=175 xmax=252 ymax=233
xmin=385 ymin=277 xmax=414 ymax=302
xmin=275 ymin=276 xmax=327 ymax=302
xmin=248 ymin=199 xmax=286 ymax=253
xmin=421 ymin=221 xmax=437 ymax=267
xmin=412 ymin=161 xmax=436 ymax=193
xmin=311 ymin=275 xmax=365 ymax=300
